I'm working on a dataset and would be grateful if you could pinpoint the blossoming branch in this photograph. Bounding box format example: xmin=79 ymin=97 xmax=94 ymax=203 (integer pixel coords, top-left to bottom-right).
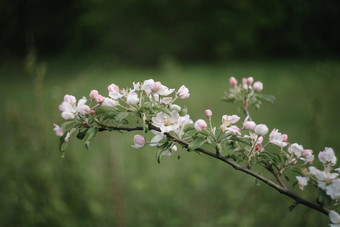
xmin=53 ymin=77 xmax=340 ymax=226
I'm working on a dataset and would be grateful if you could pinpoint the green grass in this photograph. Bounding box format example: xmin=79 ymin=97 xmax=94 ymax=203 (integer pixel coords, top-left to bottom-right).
xmin=0 ymin=58 xmax=339 ymax=226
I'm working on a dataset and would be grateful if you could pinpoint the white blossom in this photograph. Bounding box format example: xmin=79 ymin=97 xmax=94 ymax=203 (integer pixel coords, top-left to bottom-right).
xmin=269 ymin=129 xmax=287 ymax=147
xmin=254 ymin=124 xmax=268 ymax=136
xmin=296 ymin=176 xmax=308 ymax=190
xmin=319 ymin=147 xmax=337 ymax=165
xmin=288 ymin=143 xmax=304 ymax=157
xmin=177 ymin=85 xmax=190 ymax=99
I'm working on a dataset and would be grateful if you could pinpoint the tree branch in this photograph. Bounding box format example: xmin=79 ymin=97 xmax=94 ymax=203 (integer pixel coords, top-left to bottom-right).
xmin=98 ymin=124 xmax=329 ymax=216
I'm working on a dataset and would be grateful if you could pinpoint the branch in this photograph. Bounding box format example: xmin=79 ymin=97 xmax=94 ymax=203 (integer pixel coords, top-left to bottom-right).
xmin=98 ymin=124 xmax=329 ymax=216
xmin=242 ymin=106 xmax=252 ymax=121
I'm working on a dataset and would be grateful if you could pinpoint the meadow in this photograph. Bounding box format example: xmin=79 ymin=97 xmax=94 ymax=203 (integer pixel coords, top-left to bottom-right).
xmin=0 ymin=58 xmax=339 ymax=226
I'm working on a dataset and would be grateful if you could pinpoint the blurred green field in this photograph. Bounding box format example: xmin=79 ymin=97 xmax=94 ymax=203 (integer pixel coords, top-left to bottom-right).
xmin=0 ymin=58 xmax=339 ymax=226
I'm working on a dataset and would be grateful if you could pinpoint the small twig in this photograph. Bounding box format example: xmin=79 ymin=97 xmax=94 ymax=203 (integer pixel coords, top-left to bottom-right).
xmin=289 ymin=201 xmax=299 ymax=211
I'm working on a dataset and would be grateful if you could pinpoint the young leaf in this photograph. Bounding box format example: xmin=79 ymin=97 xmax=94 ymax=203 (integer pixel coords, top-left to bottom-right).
xmin=84 ymin=127 xmax=98 ymax=149
xmin=257 ymin=94 xmax=275 ymax=103
xmin=115 ymin=112 xmax=130 ymax=123
xmin=183 ymin=123 xmax=195 ymax=133
xmin=229 ymin=136 xmax=252 ymax=146
xmin=188 ymin=137 xmax=206 ymax=151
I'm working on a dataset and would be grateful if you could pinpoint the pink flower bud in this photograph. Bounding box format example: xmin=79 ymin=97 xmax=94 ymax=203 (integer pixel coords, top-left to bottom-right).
xmin=90 ymin=110 xmax=96 ymax=114
xmin=257 ymin=136 xmax=264 ymax=144
xmin=243 ymin=120 xmax=256 ymax=130
xmin=89 ymin=90 xmax=99 ymax=99
xmin=194 ymin=119 xmax=207 ymax=131
xmin=132 ymin=135 xmax=146 ymax=149
xmin=253 ymin=81 xmax=263 ymax=92
xmin=205 ymin=109 xmax=213 ymax=118
xmin=242 ymin=77 xmax=248 ymax=84
xmin=302 ymin=149 xmax=313 ymax=156
xmin=247 ymin=77 xmax=254 ymax=85
xmin=256 ymin=144 xmax=264 ymax=152
xmin=282 ymin=134 xmax=288 ymax=142
xmin=94 ymin=94 xmax=105 ymax=103
xmin=108 ymin=84 xmax=119 ymax=92
xmin=291 ymin=158 xmax=297 ymax=164
xmin=229 ymin=77 xmax=238 ymax=86
xmin=152 ymin=82 xmax=162 ymax=92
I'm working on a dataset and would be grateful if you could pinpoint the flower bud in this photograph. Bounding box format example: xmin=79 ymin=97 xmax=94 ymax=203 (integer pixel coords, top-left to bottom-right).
xmin=53 ymin=124 xmax=64 ymax=137
xmin=253 ymin=81 xmax=263 ymax=92
xmin=108 ymin=83 xmax=119 ymax=92
xmin=282 ymin=134 xmax=288 ymax=142
xmin=257 ymin=136 xmax=264 ymax=144
xmin=247 ymin=77 xmax=254 ymax=85
xmin=195 ymin=119 xmax=208 ymax=131
xmin=225 ymin=125 xmax=241 ymax=136
xmin=94 ymin=94 xmax=105 ymax=103
xmin=90 ymin=110 xmax=96 ymax=114
xmin=242 ymin=77 xmax=248 ymax=84
xmin=243 ymin=120 xmax=256 ymax=130
xmin=152 ymin=82 xmax=162 ymax=92
xmin=102 ymin=98 xmax=118 ymax=107
xmin=89 ymin=90 xmax=99 ymax=99
xmin=205 ymin=109 xmax=213 ymax=118
xmin=132 ymin=135 xmax=146 ymax=149
xmin=229 ymin=77 xmax=238 ymax=86
xmin=254 ymin=124 xmax=268 ymax=135
xmin=256 ymin=144 xmax=264 ymax=152
xmin=126 ymin=92 xmax=139 ymax=105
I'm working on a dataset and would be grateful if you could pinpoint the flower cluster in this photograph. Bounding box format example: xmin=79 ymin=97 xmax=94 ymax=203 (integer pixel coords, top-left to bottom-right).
xmin=54 ymin=76 xmax=338 ymax=226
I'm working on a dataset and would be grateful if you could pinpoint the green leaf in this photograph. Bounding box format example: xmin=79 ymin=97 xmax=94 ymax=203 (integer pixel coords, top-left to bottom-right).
xmin=183 ymin=123 xmax=195 ymax=133
xmin=103 ymin=112 xmax=116 ymax=120
xmin=76 ymin=129 xmax=88 ymax=140
xmin=59 ymin=133 xmax=68 ymax=157
xmin=84 ymin=127 xmax=98 ymax=149
xmin=152 ymin=106 xmax=171 ymax=115
xmin=188 ymin=137 xmax=206 ymax=151
xmin=179 ymin=107 xmax=187 ymax=116
xmin=229 ymin=136 xmax=252 ymax=146
xmin=115 ymin=112 xmax=130 ymax=123
xmin=61 ymin=120 xmax=76 ymax=130
xmin=96 ymin=106 xmax=115 ymax=114
xmin=257 ymin=94 xmax=275 ymax=103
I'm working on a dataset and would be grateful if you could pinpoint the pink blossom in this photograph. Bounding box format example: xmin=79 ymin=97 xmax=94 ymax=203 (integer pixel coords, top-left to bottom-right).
xmin=247 ymin=77 xmax=254 ymax=85
xmin=318 ymin=147 xmax=337 ymax=165
xmin=108 ymin=84 xmax=119 ymax=92
xmin=242 ymin=78 xmax=248 ymax=84
xmin=194 ymin=119 xmax=207 ymax=131
xmin=152 ymin=82 xmax=162 ymax=92
xmin=53 ymin=124 xmax=64 ymax=137
xmin=253 ymin=81 xmax=263 ymax=92
xmin=89 ymin=90 xmax=99 ymax=99
xmin=177 ymin=85 xmax=190 ymax=99
xmin=229 ymin=77 xmax=238 ymax=86
xmin=243 ymin=117 xmax=256 ymax=130
xmin=131 ymin=135 xmax=146 ymax=149
xmin=64 ymin=94 xmax=76 ymax=105
xmin=225 ymin=126 xmax=241 ymax=136
xmin=205 ymin=109 xmax=213 ymax=118
xmin=282 ymin=134 xmax=288 ymax=142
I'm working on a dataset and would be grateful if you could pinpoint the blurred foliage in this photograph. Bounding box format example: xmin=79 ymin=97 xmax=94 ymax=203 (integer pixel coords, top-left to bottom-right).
xmin=1 ymin=0 xmax=340 ymax=64
xmin=0 ymin=58 xmax=339 ymax=226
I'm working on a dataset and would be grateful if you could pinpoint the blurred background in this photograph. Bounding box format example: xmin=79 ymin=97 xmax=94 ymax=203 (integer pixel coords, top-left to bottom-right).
xmin=0 ymin=0 xmax=340 ymax=226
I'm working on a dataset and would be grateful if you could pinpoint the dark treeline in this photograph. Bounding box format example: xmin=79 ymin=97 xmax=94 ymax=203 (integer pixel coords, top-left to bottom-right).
xmin=1 ymin=0 xmax=339 ymax=64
